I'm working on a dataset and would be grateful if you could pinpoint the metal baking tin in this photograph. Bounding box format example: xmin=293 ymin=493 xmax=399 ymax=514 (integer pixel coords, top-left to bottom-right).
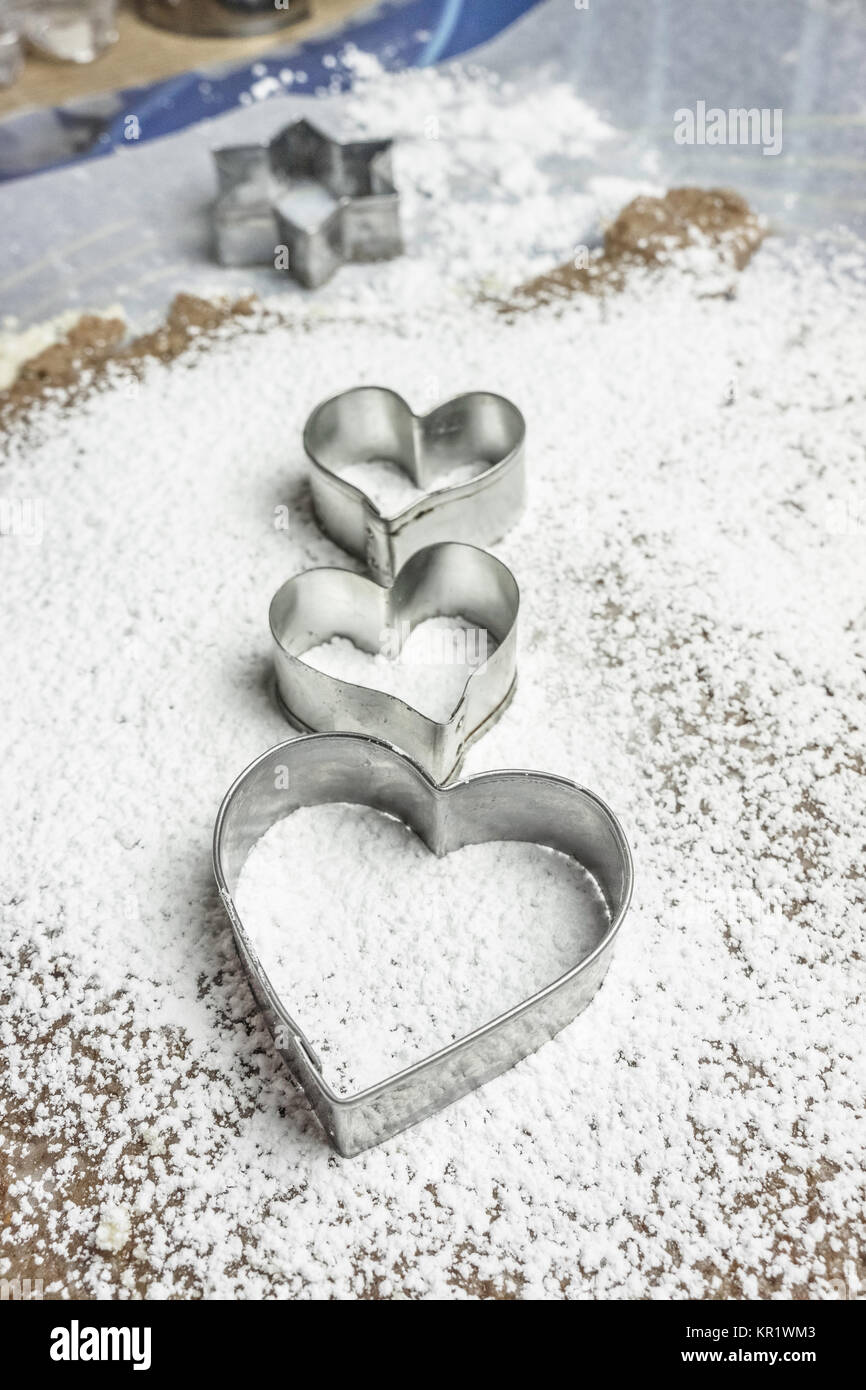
xmin=213 ymin=733 xmax=634 ymax=1158
xmin=269 ymin=542 xmax=519 ymax=784
xmin=304 ymin=387 xmax=526 ymax=584
xmin=138 ymin=0 xmax=310 ymax=36
xmin=212 ymin=118 xmax=402 ymax=288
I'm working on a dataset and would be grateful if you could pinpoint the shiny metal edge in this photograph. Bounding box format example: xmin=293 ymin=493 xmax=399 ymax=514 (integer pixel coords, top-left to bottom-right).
xmin=213 ymin=733 xmax=634 ymax=1157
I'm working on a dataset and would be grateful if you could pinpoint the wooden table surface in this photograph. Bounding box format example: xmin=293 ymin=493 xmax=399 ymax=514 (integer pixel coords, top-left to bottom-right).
xmin=0 ymin=0 xmax=367 ymax=118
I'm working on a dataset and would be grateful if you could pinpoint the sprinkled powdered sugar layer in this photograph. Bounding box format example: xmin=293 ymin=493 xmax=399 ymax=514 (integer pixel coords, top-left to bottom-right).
xmin=235 ymin=806 xmax=610 ymax=1096
xmin=336 ymin=459 xmax=485 ymax=515
xmin=1 ymin=62 xmax=864 ymax=1300
xmin=301 ymin=616 xmax=497 ymax=722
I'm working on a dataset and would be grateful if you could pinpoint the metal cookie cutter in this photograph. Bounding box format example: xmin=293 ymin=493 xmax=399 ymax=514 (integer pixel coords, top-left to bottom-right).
xmin=270 ymin=542 xmax=519 ymax=784
xmin=213 ymin=733 xmax=634 ymax=1157
xmin=304 ymin=387 xmax=526 ymax=584
xmin=212 ymin=118 xmax=402 ymax=288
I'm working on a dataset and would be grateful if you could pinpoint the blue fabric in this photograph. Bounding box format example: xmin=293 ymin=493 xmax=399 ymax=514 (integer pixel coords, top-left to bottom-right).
xmin=0 ymin=0 xmax=543 ymax=182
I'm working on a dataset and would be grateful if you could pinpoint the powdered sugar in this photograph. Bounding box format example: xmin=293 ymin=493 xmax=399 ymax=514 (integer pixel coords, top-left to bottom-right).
xmin=95 ymin=1203 xmax=132 ymax=1253
xmin=234 ymin=804 xmax=609 ymax=1094
xmin=337 ymin=458 xmax=486 ymax=514
xmin=302 ymin=616 xmax=495 ymax=721
xmin=307 ymin=49 xmax=623 ymax=303
xmin=1 ymin=55 xmax=864 ymax=1301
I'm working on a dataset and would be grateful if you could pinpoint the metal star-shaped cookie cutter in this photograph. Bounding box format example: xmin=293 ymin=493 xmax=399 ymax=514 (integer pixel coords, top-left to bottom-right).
xmin=212 ymin=117 xmax=402 ymax=288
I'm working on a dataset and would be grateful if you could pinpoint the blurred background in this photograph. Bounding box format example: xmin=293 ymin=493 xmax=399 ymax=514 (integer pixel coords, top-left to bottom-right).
xmin=1 ymin=0 xmax=864 ymax=324
xmin=0 ymin=2 xmax=352 ymax=113
xmin=0 ymin=0 xmax=535 ymax=151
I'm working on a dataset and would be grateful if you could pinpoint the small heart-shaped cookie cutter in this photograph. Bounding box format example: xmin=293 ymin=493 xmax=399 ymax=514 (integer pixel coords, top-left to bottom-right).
xmin=304 ymin=387 xmax=526 ymax=584
xmin=270 ymin=542 xmax=519 ymax=783
xmin=213 ymin=733 xmax=633 ymax=1157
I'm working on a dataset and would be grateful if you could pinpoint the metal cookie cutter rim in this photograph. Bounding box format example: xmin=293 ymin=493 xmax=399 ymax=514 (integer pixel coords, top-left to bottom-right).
xmin=213 ymin=732 xmax=634 ymax=1158
xmin=304 ymin=386 xmax=526 ymax=584
xmin=269 ymin=541 xmax=519 ymax=784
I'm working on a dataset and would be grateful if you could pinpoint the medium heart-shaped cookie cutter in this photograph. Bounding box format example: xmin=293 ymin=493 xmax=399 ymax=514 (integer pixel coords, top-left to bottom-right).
xmin=304 ymin=387 xmax=526 ymax=584
xmin=213 ymin=733 xmax=633 ymax=1157
xmin=269 ymin=543 xmax=519 ymax=783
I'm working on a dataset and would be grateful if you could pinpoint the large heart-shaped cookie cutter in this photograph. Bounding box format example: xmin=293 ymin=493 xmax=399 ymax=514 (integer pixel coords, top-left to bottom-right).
xmin=304 ymin=387 xmax=526 ymax=584
xmin=269 ymin=542 xmax=519 ymax=783
xmin=213 ymin=733 xmax=634 ymax=1157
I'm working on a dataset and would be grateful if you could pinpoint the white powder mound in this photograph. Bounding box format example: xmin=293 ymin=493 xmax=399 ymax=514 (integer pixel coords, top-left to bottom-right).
xmin=277 ymin=48 xmax=625 ymax=307
xmin=302 ymin=616 xmax=496 ymax=721
xmin=94 ymin=1203 xmax=132 ymax=1254
xmin=337 ymin=52 xmax=620 ymax=297
xmin=1 ymin=61 xmax=864 ymax=1303
xmin=338 ymin=458 xmax=486 ymax=515
xmin=235 ymin=804 xmax=609 ymax=1094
